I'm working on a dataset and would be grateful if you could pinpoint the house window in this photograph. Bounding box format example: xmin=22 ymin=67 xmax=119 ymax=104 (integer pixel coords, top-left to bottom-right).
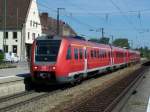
xmin=30 ymin=20 xmax=32 ymax=26
xmin=13 ymin=32 xmax=17 ymax=39
xmin=5 ymin=32 xmax=8 ymax=39
xmin=4 ymin=45 xmax=8 ymax=52
xmin=33 ymin=21 xmax=35 ymax=27
xmin=36 ymin=22 xmax=38 ymax=28
xmin=12 ymin=45 xmax=17 ymax=53
xmin=32 ymin=33 xmax=35 ymax=40
xmin=94 ymin=50 xmax=97 ymax=58
xmin=28 ymin=32 xmax=30 ymax=40
xmin=84 ymin=49 xmax=87 ymax=59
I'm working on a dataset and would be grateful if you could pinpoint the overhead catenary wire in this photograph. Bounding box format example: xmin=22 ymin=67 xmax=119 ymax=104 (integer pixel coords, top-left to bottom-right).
xmin=35 ymin=0 xmax=99 ymax=30
xmin=108 ymin=0 xmax=142 ymax=34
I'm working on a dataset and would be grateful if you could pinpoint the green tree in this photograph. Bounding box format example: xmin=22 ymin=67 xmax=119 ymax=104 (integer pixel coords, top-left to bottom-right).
xmin=113 ymin=38 xmax=130 ymax=48
xmin=136 ymin=46 xmax=150 ymax=59
xmin=0 ymin=52 xmax=4 ymax=63
xmin=99 ymin=37 xmax=110 ymax=44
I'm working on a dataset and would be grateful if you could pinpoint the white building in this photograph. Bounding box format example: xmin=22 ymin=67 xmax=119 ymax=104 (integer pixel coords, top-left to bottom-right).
xmin=0 ymin=0 xmax=42 ymax=61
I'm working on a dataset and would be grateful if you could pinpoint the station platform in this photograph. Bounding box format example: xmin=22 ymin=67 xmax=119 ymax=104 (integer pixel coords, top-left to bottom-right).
xmin=121 ymin=67 xmax=150 ymax=112
xmin=0 ymin=62 xmax=29 ymax=77
xmin=0 ymin=62 xmax=30 ymax=98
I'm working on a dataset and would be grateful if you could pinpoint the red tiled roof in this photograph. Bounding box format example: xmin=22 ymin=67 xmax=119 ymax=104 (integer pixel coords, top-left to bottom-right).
xmin=40 ymin=13 xmax=77 ymax=36
xmin=0 ymin=0 xmax=31 ymax=30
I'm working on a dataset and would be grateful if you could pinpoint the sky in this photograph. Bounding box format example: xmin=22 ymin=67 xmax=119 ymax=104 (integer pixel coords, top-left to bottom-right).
xmin=37 ymin=0 xmax=150 ymax=48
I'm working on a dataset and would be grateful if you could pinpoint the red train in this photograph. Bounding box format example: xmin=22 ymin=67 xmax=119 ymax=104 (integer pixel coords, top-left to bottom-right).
xmin=30 ymin=36 xmax=140 ymax=84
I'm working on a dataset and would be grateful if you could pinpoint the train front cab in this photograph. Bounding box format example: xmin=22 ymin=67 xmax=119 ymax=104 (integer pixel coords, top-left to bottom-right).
xmin=31 ymin=37 xmax=63 ymax=84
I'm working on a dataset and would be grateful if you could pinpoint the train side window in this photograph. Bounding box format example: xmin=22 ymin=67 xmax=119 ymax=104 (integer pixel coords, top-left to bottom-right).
xmin=74 ymin=48 xmax=78 ymax=60
xmin=105 ymin=51 xmax=107 ymax=58
xmin=66 ymin=47 xmax=71 ymax=60
xmin=97 ymin=50 xmax=99 ymax=58
xmin=94 ymin=50 xmax=97 ymax=58
xmin=79 ymin=49 xmax=83 ymax=59
xmin=99 ymin=50 xmax=102 ymax=58
xmin=102 ymin=50 xmax=105 ymax=58
xmin=91 ymin=50 xmax=94 ymax=58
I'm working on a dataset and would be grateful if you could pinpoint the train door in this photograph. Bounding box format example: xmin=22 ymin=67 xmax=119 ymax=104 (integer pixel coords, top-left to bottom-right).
xmin=110 ymin=46 xmax=114 ymax=66
xmin=84 ymin=47 xmax=87 ymax=76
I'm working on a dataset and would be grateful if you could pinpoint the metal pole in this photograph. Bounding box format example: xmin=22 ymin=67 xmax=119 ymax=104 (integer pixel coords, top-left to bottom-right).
xmin=131 ymin=40 xmax=133 ymax=49
xmin=57 ymin=8 xmax=59 ymax=36
xmin=3 ymin=0 xmax=7 ymax=52
xmin=17 ymin=8 xmax=18 ymax=29
xmin=57 ymin=8 xmax=65 ymax=36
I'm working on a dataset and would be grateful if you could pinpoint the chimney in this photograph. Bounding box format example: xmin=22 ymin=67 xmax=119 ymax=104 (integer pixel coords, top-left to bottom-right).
xmin=41 ymin=12 xmax=48 ymax=26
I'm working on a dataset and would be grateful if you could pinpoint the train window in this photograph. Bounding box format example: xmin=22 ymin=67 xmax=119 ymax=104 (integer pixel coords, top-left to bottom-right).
xmin=94 ymin=50 xmax=97 ymax=58
xmin=74 ymin=48 xmax=78 ymax=60
xmin=79 ymin=49 xmax=83 ymax=59
xmin=105 ymin=51 xmax=107 ymax=58
xmin=91 ymin=50 xmax=94 ymax=58
xmin=97 ymin=50 xmax=99 ymax=58
xmin=35 ymin=40 xmax=61 ymax=62
xmin=103 ymin=50 xmax=105 ymax=58
xmin=66 ymin=47 xmax=71 ymax=60
xmin=99 ymin=50 xmax=101 ymax=58
xmin=108 ymin=52 xmax=110 ymax=58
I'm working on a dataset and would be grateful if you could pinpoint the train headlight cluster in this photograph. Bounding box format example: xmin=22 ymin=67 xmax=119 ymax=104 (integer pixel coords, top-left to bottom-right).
xmin=34 ymin=66 xmax=38 ymax=70
xmin=52 ymin=66 xmax=56 ymax=70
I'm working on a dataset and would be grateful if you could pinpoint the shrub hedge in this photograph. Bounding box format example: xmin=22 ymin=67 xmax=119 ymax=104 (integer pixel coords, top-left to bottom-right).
xmin=0 ymin=52 xmax=4 ymax=63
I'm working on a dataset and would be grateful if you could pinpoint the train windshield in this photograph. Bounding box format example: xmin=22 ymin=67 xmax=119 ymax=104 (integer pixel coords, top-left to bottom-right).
xmin=35 ymin=40 xmax=61 ymax=62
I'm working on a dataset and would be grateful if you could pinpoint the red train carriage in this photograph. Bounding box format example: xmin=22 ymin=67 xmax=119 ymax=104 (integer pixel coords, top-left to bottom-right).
xmin=111 ymin=46 xmax=127 ymax=68
xmin=128 ymin=50 xmax=140 ymax=64
xmin=30 ymin=36 xmax=140 ymax=84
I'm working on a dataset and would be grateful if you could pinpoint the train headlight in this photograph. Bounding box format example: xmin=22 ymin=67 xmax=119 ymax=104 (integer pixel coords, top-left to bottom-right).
xmin=34 ymin=66 xmax=38 ymax=70
xmin=52 ymin=66 xmax=56 ymax=70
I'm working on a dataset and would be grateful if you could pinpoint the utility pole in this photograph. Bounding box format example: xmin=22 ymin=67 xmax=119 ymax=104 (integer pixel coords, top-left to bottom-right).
xmin=3 ymin=0 xmax=7 ymax=52
xmin=57 ymin=8 xmax=65 ymax=36
xmin=101 ymin=28 xmax=104 ymax=38
xmin=131 ymin=40 xmax=133 ymax=49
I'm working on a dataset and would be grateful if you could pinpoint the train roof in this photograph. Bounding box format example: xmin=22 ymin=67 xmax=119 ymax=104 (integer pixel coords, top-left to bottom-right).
xmin=35 ymin=35 xmax=139 ymax=54
xmin=64 ymin=36 xmax=111 ymax=49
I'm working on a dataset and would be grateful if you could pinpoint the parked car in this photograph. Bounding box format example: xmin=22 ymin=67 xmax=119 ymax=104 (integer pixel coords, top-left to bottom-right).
xmin=4 ymin=52 xmax=19 ymax=63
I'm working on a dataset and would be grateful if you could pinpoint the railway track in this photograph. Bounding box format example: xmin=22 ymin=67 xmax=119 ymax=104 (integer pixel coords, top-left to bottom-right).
xmin=64 ymin=65 xmax=148 ymax=112
xmin=0 ymin=91 xmax=47 ymax=112
xmin=0 ymin=63 xmax=147 ymax=112
xmin=0 ymin=88 xmax=62 ymax=112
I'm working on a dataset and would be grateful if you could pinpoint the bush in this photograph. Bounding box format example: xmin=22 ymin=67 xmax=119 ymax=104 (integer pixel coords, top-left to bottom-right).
xmin=0 ymin=52 xmax=4 ymax=63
